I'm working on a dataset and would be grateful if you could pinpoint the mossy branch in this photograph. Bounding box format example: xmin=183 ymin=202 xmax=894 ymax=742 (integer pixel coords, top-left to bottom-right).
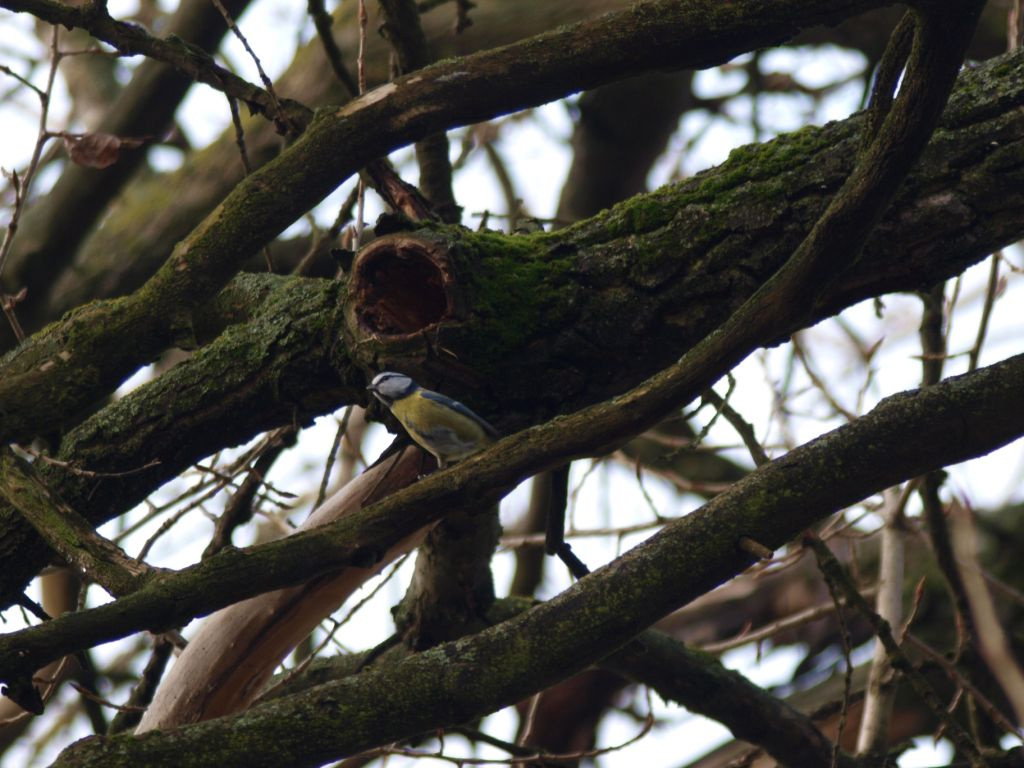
xmin=0 ymin=447 xmax=155 ymax=598
xmin=0 ymin=0 xmax=898 ymax=444
xmin=3 ymin=42 xmax=1024 ymax=608
xmin=44 ymin=351 xmax=1024 ymax=767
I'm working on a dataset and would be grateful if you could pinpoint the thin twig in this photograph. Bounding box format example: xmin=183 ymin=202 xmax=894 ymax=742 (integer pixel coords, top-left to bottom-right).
xmin=0 ymin=24 xmax=62 ymax=340
xmin=315 ymin=408 xmax=352 ymax=510
xmin=0 ymin=447 xmax=157 ymax=597
xmin=806 ymin=531 xmax=986 ymax=765
xmin=307 ymin=0 xmax=359 ymax=96
xmin=949 ymin=499 xmax=1024 ymax=724
xmin=107 ymin=635 xmax=174 ymax=733
xmin=209 ymin=0 xmax=296 ymax=134
xmin=257 ymin=552 xmax=411 ymax=701
xmin=816 ymin=536 xmax=855 ymax=768
xmin=4 ymin=0 xmax=309 ymax=131
xmin=701 ymin=383 xmax=769 ymax=466
xmin=352 ymin=0 xmax=368 ymax=249
xmin=19 ymin=447 xmax=160 ymax=479
xmin=699 ymin=586 xmax=878 ymax=654
xmin=855 ymin=486 xmax=906 ymax=756
xmin=905 ymin=633 xmax=1024 ymax=742
xmin=357 ymin=696 xmax=653 ymax=765
xmin=967 ymin=252 xmax=1001 ymax=372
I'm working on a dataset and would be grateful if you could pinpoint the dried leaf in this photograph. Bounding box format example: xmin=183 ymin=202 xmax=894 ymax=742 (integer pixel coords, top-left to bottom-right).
xmin=62 ymin=132 xmax=146 ymax=169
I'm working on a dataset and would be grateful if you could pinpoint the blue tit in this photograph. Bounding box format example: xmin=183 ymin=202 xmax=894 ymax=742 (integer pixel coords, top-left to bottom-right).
xmin=367 ymin=372 xmax=499 ymax=469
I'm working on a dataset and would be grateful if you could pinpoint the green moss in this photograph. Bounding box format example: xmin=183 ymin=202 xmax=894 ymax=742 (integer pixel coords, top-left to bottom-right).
xmin=450 ymin=229 xmax=578 ymax=364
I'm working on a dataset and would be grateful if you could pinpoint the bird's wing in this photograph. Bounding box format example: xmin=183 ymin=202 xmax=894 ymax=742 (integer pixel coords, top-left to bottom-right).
xmin=420 ymin=390 xmax=500 ymax=438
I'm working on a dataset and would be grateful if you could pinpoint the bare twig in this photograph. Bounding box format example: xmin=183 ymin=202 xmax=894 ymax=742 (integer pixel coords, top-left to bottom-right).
xmin=307 ymin=0 xmax=358 ymax=96
xmin=19 ymin=447 xmax=159 ymax=479
xmin=967 ymin=253 xmax=1002 ymax=372
xmin=815 ymin=535 xmax=855 ymax=768
xmin=917 ymin=284 xmax=973 ymax=659
xmin=352 ymin=0 xmax=368 ymax=249
xmin=806 ymin=531 xmax=985 ymax=765
xmin=699 ymin=586 xmax=878 ymax=654
xmin=256 ymin=552 xmax=411 ymax=702
xmin=107 ymin=635 xmax=174 ymax=734
xmin=357 ymin=698 xmax=652 ymax=765
xmin=1 ymin=0 xmax=309 ymax=132
xmin=209 ymin=0 xmax=293 ymax=132
xmin=949 ymin=499 xmax=1024 ymax=725
xmin=315 ymin=408 xmax=352 ymax=510
xmin=791 ymin=332 xmax=857 ymax=421
xmin=738 ymin=536 xmax=774 ymax=560
xmin=68 ymin=681 xmax=148 ymax=713
xmin=905 ymin=633 xmax=1024 ymax=742
xmin=0 ymin=25 xmax=61 ymax=340
xmin=203 ymin=427 xmax=296 ymax=559
xmin=855 ymin=487 xmax=906 ymax=756
xmin=701 ymin=384 xmax=769 ymax=466
xmin=480 ymin=136 xmax=520 ymax=228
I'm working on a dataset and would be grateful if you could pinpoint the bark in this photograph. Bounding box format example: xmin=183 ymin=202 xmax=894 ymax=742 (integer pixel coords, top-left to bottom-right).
xmin=1 ymin=44 xmax=1024 ymax=609
xmin=0 ymin=3 xmax=1021 ymax=763
xmin=1 ymin=0 xmax=907 ymax=446
xmin=45 ymin=351 xmax=1024 ymax=766
xmin=2 ymin=0 xmax=634 ymax=343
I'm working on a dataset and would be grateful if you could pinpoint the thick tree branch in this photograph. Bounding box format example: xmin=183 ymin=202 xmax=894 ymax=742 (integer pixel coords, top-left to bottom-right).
xmin=0 ymin=447 xmax=155 ymax=597
xmin=714 ymin=4 xmax=982 ymax=352
xmin=0 ymin=274 xmax=356 ymax=608
xmin=605 ymin=631 xmax=857 ymax=768
xmin=31 ymin=0 xmax=635 ymax=327
xmin=46 ymin=351 xmax=1024 ymax=766
xmin=0 ymin=0 xmax=899 ymax=444
xmin=3 ymin=41 xmax=1024 ymax=608
xmin=5 ymin=344 xmax=1024 ymax=715
xmin=264 ymin=597 xmax=858 ymax=768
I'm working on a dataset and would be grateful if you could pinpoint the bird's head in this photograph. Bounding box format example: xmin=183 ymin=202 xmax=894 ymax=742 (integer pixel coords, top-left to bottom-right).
xmin=367 ymin=371 xmax=419 ymax=406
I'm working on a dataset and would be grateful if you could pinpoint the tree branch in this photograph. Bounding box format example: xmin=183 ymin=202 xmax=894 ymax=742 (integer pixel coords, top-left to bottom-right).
xmin=0 ymin=0 xmax=900 ymax=444
xmin=45 ymin=351 xmax=1024 ymax=766
xmin=3 ymin=40 xmax=1024 ymax=607
xmin=5 ymin=347 xmax=1024 ymax=722
xmin=0 ymin=447 xmax=155 ymax=597
xmin=1 ymin=0 xmax=258 ymax=328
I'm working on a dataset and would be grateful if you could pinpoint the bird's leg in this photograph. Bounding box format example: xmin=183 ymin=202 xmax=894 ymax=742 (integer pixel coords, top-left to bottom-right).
xmin=416 ymin=450 xmax=437 ymax=479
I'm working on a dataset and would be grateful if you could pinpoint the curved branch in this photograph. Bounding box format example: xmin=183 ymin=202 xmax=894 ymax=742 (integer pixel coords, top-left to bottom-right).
xmin=3 ymin=41 xmax=1024 ymax=607
xmin=46 ymin=351 xmax=1024 ymax=766
xmin=0 ymin=0 xmax=899 ymax=444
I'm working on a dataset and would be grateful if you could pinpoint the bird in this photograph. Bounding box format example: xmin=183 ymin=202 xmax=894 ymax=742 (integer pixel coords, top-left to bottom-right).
xmin=366 ymin=372 xmax=499 ymax=469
